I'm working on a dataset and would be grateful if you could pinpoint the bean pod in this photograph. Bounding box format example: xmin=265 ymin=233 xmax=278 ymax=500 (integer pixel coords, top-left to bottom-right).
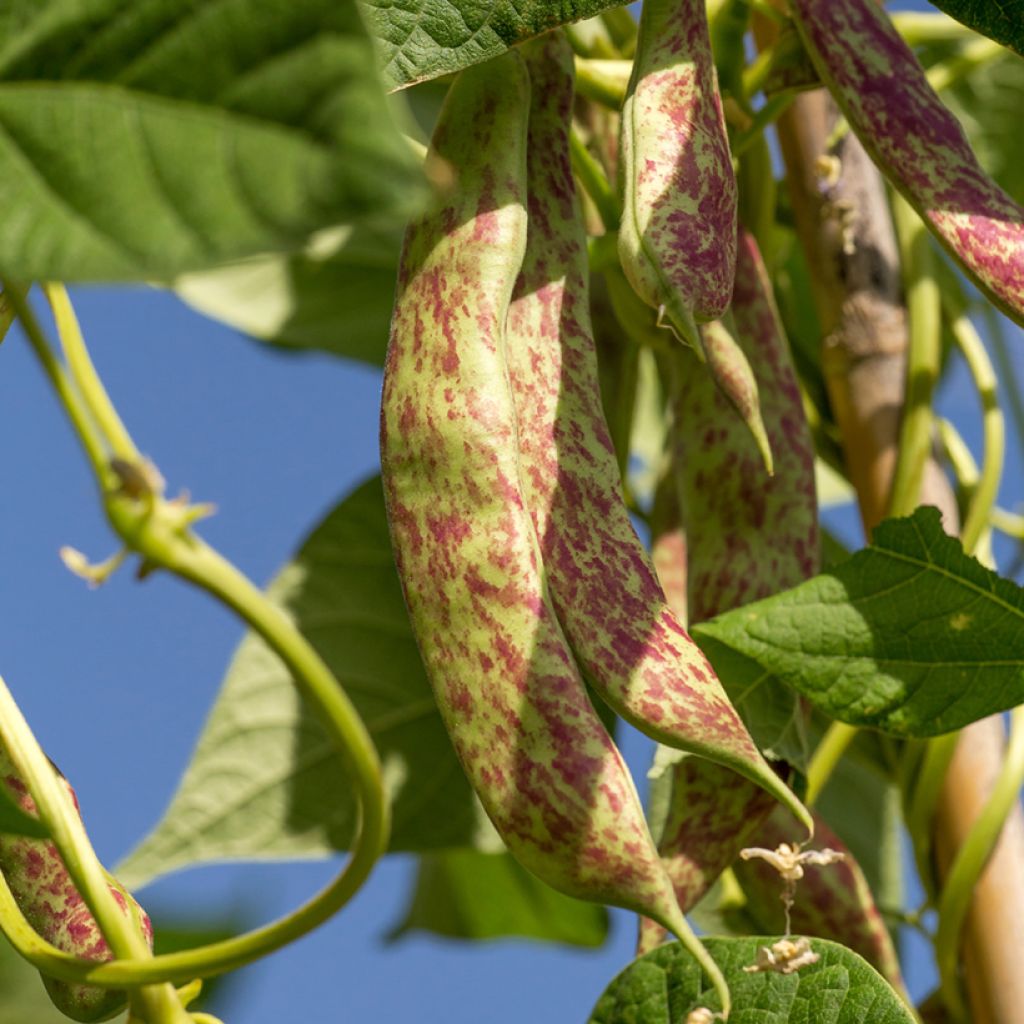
xmin=791 ymin=0 xmax=1024 ymax=326
xmin=505 ymin=33 xmax=806 ymax=828
xmin=619 ymin=0 xmax=738 ymax=347
xmin=380 ymin=50 xmax=695 ymax=945
xmin=0 ymin=753 xmax=152 ymax=1022
xmin=639 ymin=229 xmax=819 ymax=950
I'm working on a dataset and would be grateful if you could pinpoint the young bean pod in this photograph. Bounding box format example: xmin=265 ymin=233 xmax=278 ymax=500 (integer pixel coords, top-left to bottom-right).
xmin=619 ymin=0 xmax=738 ymax=348
xmin=0 ymin=753 xmax=153 ymax=1022
xmin=380 ymin=49 xmax=702 ymax=959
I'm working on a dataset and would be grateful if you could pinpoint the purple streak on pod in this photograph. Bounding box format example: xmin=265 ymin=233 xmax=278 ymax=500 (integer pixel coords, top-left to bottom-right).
xmin=791 ymin=0 xmax=1024 ymax=326
xmin=380 ymin=49 xmax=691 ymax=935
xmin=505 ymin=33 xmax=808 ymax=830
xmin=619 ymin=0 xmax=738 ymax=347
xmin=641 ymin=229 xmax=820 ymax=947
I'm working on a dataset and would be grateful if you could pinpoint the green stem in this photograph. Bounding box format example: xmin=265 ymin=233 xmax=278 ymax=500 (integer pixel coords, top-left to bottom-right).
xmin=4 ymin=285 xmax=112 ymax=488
xmin=905 ymin=731 xmax=959 ymax=902
xmin=0 ymin=287 xmax=388 ymax=989
xmin=935 ymin=707 xmax=1024 ymax=1023
xmin=992 ymin=506 xmax=1024 ymax=539
xmin=45 ymin=283 xmax=139 ymax=463
xmin=569 ymin=128 xmax=621 ymax=233
xmin=889 ymin=193 xmax=941 ymax=518
xmin=599 ymin=9 xmax=637 ymax=57
xmin=949 ymin=315 xmax=1003 ymax=556
xmin=926 ymin=38 xmax=1005 ymax=94
xmin=574 ymin=58 xmax=629 ymax=110
xmin=0 ymin=679 xmax=190 ymax=1024
xmin=891 ymin=10 xmax=974 ymax=46
xmin=805 ymin=720 xmax=857 ymax=807
xmin=731 ymin=93 xmax=796 ymax=158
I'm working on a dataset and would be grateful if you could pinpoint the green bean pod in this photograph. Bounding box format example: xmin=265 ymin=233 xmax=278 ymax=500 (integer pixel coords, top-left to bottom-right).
xmin=505 ymin=34 xmax=807 ymax=832
xmin=639 ymin=229 xmax=819 ymax=950
xmin=0 ymin=753 xmax=153 ymax=1022
xmin=619 ymin=0 xmax=738 ymax=348
xmin=380 ymin=51 xmax=695 ymax=945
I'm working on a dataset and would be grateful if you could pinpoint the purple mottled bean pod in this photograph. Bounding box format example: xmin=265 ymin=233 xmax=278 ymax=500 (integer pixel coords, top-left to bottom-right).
xmin=0 ymin=753 xmax=153 ymax=1022
xmin=505 ymin=33 xmax=808 ymax=831
xmin=677 ymin=230 xmax=819 ymax=622
xmin=791 ymin=0 xmax=1024 ymax=326
xmin=639 ymin=229 xmax=819 ymax=949
xmin=380 ymin=51 xmax=692 ymax=938
xmin=619 ymin=0 xmax=738 ymax=347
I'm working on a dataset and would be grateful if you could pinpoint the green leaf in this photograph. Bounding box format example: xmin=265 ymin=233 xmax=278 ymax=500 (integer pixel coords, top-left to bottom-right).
xmin=174 ymin=223 xmax=402 ymax=363
xmin=589 ymin=937 xmax=915 ymax=1023
xmin=117 ymin=476 xmax=491 ymax=890
xmin=0 ymin=1 xmax=423 ymax=281
xmin=362 ymin=0 xmax=625 ymax=90
xmin=389 ymin=849 xmax=608 ymax=946
xmin=694 ymin=507 xmax=1024 ymax=738
xmin=926 ymin=0 xmax=1024 ymax=57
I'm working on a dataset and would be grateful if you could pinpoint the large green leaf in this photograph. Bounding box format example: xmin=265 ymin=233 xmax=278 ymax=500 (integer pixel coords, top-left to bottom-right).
xmin=389 ymin=849 xmax=608 ymax=946
xmin=0 ymin=1 xmax=423 ymax=282
xmin=694 ymin=507 xmax=1024 ymax=738
xmin=926 ymin=0 xmax=1024 ymax=56
xmin=362 ymin=0 xmax=625 ymax=90
xmin=117 ymin=476 xmax=490 ymax=890
xmin=174 ymin=224 xmax=401 ymax=363
xmin=590 ymin=937 xmax=914 ymax=1023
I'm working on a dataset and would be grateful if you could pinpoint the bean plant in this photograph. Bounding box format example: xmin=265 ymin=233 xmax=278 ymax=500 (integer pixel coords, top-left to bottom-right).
xmin=0 ymin=0 xmax=1021 ymax=1021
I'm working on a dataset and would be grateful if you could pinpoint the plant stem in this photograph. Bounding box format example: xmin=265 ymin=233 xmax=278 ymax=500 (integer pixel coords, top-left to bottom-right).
xmin=569 ymin=128 xmax=621 ymax=233
xmin=889 ymin=193 xmax=941 ymax=518
xmin=0 ymin=285 xmax=388 ymax=990
xmin=805 ymin=721 xmax=857 ymax=807
xmin=45 ymin=283 xmax=139 ymax=463
xmin=4 ymin=286 xmax=112 ymax=488
xmin=0 ymin=679 xmax=190 ymax=1023
xmin=574 ymin=58 xmax=629 ymax=110
xmin=949 ymin=315 xmax=1003 ymax=555
xmin=935 ymin=707 xmax=1024 ymax=1023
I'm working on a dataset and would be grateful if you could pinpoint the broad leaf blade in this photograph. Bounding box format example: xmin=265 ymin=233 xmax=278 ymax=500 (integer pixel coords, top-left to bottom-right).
xmin=174 ymin=224 xmax=402 ymax=363
xmin=362 ymin=0 xmax=626 ymax=90
xmin=589 ymin=937 xmax=915 ymax=1023
xmin=0 ymin=2 xmax=422 ymax=281
xmin=118 ymin=477 xmax=488 ymax=890
xmin=389 ymin=850 xmax=608 ymax=946
xmin=694 ymin=507 xmax=1024 ymax=737
xmin=926 ymin=0 xmax=1024 ymax=57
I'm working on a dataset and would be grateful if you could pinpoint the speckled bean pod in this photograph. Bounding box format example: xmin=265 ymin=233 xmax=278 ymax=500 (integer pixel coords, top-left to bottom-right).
xmin=380 ymin=51 xmax=691 ymax=936
xmin=506 ymin=33 xmax=806 ymax=832
xmin=619 ymin=0 xmax=738 ymax=347
xmin=0 ymin=752 xmax=153 ymax=1022
xmin=791 ymin=0 xmax=1024 ymax=326
xmin=638 ymin=229 xmax=819 ymax=951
